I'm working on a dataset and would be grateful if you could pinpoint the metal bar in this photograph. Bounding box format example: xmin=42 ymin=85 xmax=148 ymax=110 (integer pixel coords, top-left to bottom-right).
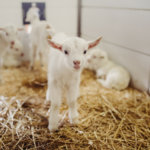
xmin=148 ymin=69 xmax=150 ymax=94
xmin=82 ymin=5 xmax=150 ymax=12
xmin=77 ymin=0 xmax=82 ymax=37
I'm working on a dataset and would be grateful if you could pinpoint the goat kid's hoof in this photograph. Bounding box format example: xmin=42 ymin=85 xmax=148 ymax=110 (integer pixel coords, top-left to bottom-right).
xmin=48 ymin=125 xmax=59 ymax=132
xmin=29 ymin=66 xmax=34 ymax=71
xmin=70 ymin=117 xmax=79 ymax=125
xmin=44 ymin=99 xmax=50 ymax=105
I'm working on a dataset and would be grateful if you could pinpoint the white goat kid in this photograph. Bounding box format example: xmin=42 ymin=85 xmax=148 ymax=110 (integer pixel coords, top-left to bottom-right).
xmin=26 ymin=11 xmax=55 ymax=69
xmin=17 ymin=29 xmax=31 ymax=63
xmin=2 ymin=40 xmax=24 ymax=67
xmin=46 ymin=34 xmax=102 ymax=132
xmin=0 ymin=25 xmax=22 ymax=54
xmin=0 ymin=26 xmax=24 ymax=80
xmin=86 ymin=48 xmax=130 ymax=90
xmin=2 ymin=28 xmax=32 ymax=67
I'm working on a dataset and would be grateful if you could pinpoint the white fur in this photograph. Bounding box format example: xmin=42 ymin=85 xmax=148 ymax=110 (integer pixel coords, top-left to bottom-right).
xmin=2 ymin=40 xmax=23 ymax=67
xmin=2 ymin=51 xmax=22 ymax=67
xmin=26 ymin=11 xmax=55 ymax=69
xmin=2 ymin=29 xmax=32 ymax=67
xmin=17 ymin=29 xmax=31 ymax=62
xmin=86 ymin=48 xmax=130 ymax=90
xmin=0 ymin=25 xmax=23 ymax=80
xmin=46 ymin=34 xmax=102 ymax=131
xmin=0 ymin=25 xmax=22 ymax=55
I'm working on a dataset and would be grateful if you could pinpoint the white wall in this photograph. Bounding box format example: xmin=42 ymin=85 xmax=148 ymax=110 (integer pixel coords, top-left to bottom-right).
xmin=82 ymin=0 xmax=150 ymax=92
xmin=0 ymin=0 xmax=77 ymax=36
xmin=46 ymin=0 xmax=77 ymax=35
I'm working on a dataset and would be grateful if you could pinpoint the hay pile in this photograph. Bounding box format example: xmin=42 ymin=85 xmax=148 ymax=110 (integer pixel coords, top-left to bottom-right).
xmin=0 ymin=65 xmax=150 ymax=150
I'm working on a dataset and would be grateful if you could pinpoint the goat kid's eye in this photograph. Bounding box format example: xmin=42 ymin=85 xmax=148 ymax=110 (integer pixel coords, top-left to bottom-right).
xmin=83 ymin=50 xmax=87 ymax=54
xmin=64 ymin=50 xmax=69 ymax=55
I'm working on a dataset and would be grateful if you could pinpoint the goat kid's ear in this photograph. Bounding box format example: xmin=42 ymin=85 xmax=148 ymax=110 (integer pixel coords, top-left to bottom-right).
xmin=88 ymin=36 xmax=102 ymax=49
xmin=47 ymin=39 xmax=62 ymax=51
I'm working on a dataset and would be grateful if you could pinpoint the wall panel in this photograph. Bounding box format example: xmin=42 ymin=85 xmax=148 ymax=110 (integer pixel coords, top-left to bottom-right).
xmin=0 ymin=0 xmax=77 ymax=36
xmin=82 ymin=8 xmax=150 ymax=55
xmin=82 ymin=0 xmax=150 ymax=10
xmin=82 ymin=0 xmax=150 ymax=92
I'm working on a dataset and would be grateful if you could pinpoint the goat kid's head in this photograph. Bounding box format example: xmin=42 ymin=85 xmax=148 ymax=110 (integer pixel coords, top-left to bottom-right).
xmin=0 ymin=26 xmax=17 ymax=42
xmin=48 ymin=36 xmax=102 ymax=71
xmin=26 ymin=11 xmax=39 ymax=23
xmin=0 ymin=26 xmax=24 ymax=57
xmin=86 ymin=48 xmax=108 ymax=64
xmin=10 ymin=40 xmax=24 ymax=57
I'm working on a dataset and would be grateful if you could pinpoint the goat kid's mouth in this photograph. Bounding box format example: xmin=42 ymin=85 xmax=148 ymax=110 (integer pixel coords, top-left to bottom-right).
xmin=73 ymin=65 xmax=80 ymax=70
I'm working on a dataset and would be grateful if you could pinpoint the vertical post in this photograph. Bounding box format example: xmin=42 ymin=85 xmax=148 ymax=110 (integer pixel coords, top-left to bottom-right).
xmin=148 ymin=69 xmax=150 ymax=94
xmin=77 ymin=0 xmax=82 ymax=37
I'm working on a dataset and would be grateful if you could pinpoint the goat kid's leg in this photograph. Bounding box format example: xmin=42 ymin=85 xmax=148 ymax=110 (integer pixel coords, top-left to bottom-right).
xmin=48 ymin=83 xmax=62 ymax=132
xmin=66 ymin=85 xmax=79 ymax=125
xmin=45 ymin=74 xmax=51 ymax=104
xmin=97 ymin=79 xmax=110 ymax=89
xmin=45 ymin=87 xmax=51 ymax=105
xmin=29 ymin=45 xmax=36 ymax=70
xmin=96 ymin=69 xmax=106 ymax=79
xmin=49 ymin=100 xmax=61 ymax=132
xmin=39 ymin=52 xmax=44 ymax=67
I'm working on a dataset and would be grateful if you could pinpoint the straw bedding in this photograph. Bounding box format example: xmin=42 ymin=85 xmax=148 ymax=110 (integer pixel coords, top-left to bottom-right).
xmin=0 ymin=64 xmax=150 ymax=150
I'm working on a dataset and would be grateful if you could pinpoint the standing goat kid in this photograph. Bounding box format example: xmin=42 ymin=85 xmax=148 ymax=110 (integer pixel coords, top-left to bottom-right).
xmin=26 ymin=11 xmax=55 ymax=69
xmin=46 ymin=34 xmax=102 ymax=132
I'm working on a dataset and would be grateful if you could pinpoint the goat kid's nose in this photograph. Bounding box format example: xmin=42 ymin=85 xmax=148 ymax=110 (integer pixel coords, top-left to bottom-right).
xmin=73 ymin=60 xmax=80 ymax=65
xmin=11 ymin=41 xmax=15 ymax=45
xmin=21 ymin=53 xmax=24 ymax=57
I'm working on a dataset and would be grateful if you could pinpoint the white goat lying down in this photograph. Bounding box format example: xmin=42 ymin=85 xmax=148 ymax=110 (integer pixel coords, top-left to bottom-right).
xmin=1 ymin=27 xmax=26 ymax=67
xmin=0 ymin=25 xmax=23 ymax=55
xmin=86 ymin=48 xmax=130 ymax=90
xmin=46 ymin=33 xmax=102 ymax=131
xmin=0 ymin=25 xmax=24 ymax=80
xmin=26 ymin=11 xmax=55 ymax=69
xmin=2 ymin=41 xmax=24 ymax=67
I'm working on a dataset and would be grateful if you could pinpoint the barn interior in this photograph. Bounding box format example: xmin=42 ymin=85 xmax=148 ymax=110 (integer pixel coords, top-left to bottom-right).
xmin=0 ymin=0 xmax=150 ymax=149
